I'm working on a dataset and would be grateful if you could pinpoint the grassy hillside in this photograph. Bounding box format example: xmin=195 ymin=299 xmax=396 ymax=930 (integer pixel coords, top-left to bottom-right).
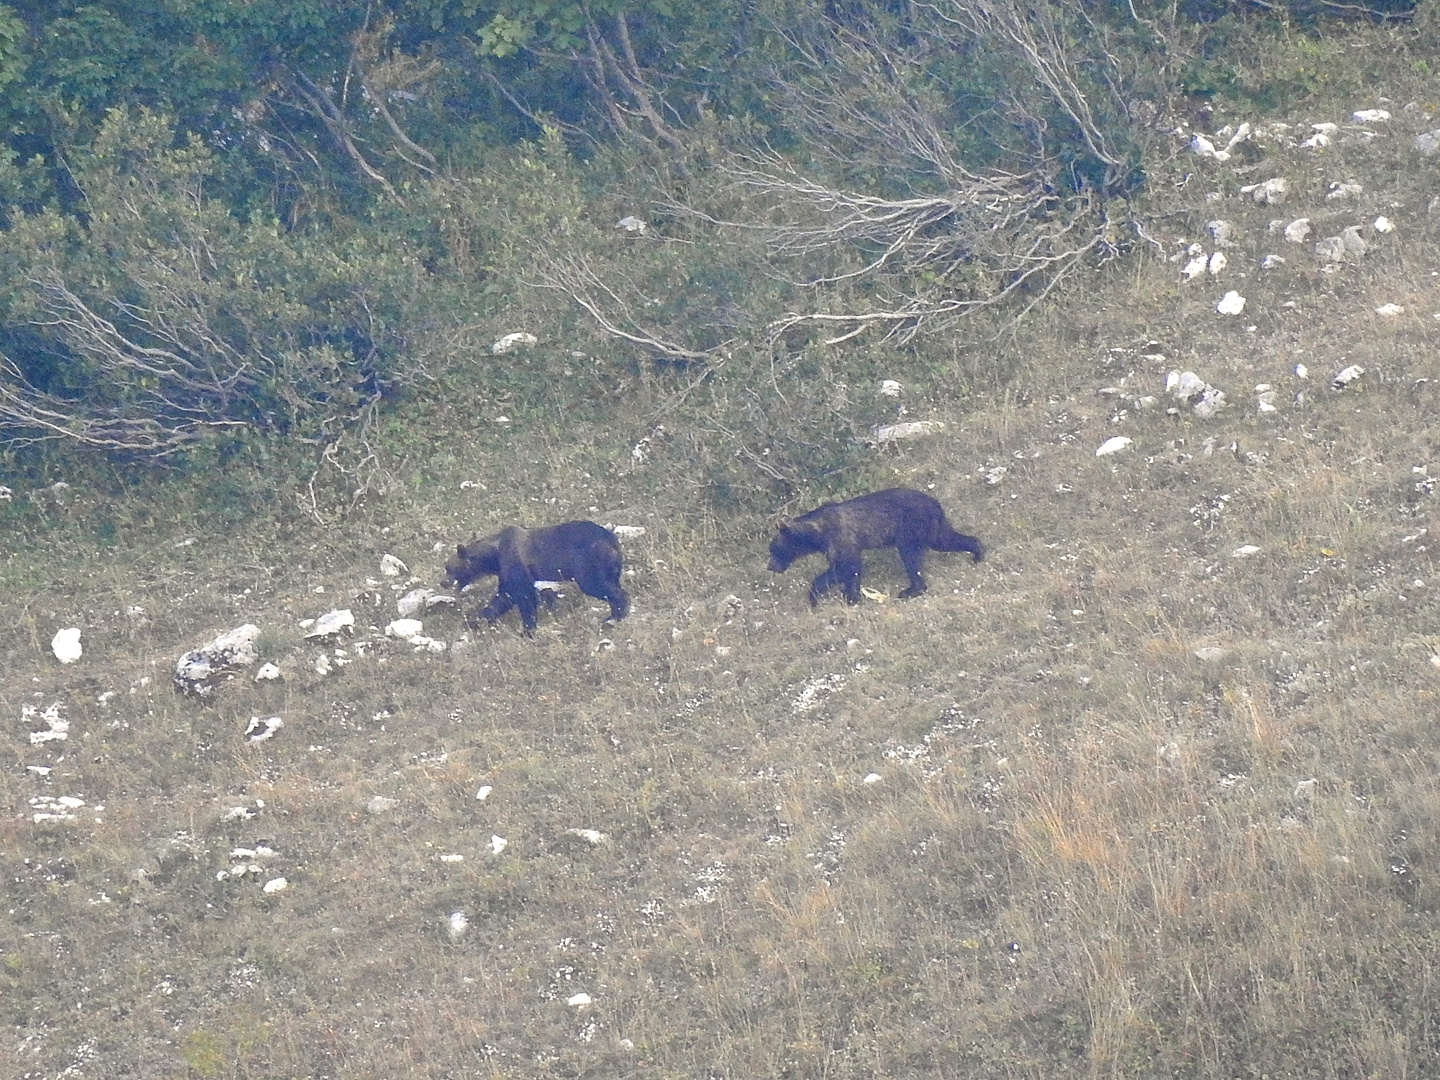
xmin=5 ymin=22 xmax=1440 ymax=1080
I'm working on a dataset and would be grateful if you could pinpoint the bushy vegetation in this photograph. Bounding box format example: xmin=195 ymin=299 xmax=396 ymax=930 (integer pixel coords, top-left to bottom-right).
xmin=6 ymin=1 xmax=1440 ymax=1077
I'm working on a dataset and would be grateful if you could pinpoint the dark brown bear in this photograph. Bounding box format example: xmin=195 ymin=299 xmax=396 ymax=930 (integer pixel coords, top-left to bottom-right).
xmin=767 ymin=488 xmax=984 ymax=607
xmin=442 ymin=521 xmax=630 ymax=635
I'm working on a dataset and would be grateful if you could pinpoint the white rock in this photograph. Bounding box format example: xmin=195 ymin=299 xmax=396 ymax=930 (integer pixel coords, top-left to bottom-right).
xmin=877 ymin=379 xmax=902 ymax=396
xmin=0 ymin=485 xmax=10 ymax=501
xmin=1301 ymin=132 xmax=1331 ymax=149
xmin=314 ymin=653 xmax=333 ymax=676
xmin=305 ymin=609 xmax=354 ymax=639
xmin=1327 ymin=182 xmax=1363 ymax=200
xmin=25 ymin=704 xmax=69 ymax=745
xmin=409 ymin=635 xmax=447 ymax=653
xmin=440 ymin=854 xmax=463 ymax=862
xmin=51 ymin=628 xmax=82 ymax=664
xmin=1240 ymin=177 xmax=1288 ymax=204
xmin=863 ymin=772 xmax=883 ymax=784
xmin=1207 ymin=220 xmax=1234 ymax=246
xmin=1260 ymin=255 xmax=1286 ymax=269
xmin=1375 ymin=303 xmax=1405 ymax=317
xmin=1095 ymin=436 xmax=1133 ymax=457
xmin=1216 ymin=291 xmax=1246 ymax=315
xmin=610 ymin=525 xmax=647 ymax=539
xmin=448 ymin=911 xmax=470 ymax=939
xmin=1181 ymin=255 xmax=1207 ymax=280
xmin=1352 ymin=109 xmax=1390 ymax=123
xmin=1232 ymin=545 xmax=1262 ymax=558
xmin=174 ymin=624 xmax=261 ymax=696
xmin=567 ymin=992 xmax=593 ymax=1008
xmin=1332 ymin=365 xmax=1365 ymax=389
xmin=1374 ymin=216 xmax=1395 ymax=233
xmin=490 ymin=835 xmax=508 ymax=855
xmin=367 ymin=796 xmax=399 ymax=814
xmin=380 ymin=553 xmax=408 ymax=578
xmin=1193 ymin=646 xmax=1229 ymax=662
xmin=1294 ymin=778 xmax=1319 ymax=796
xmin=615 ymin=215 xmax=647 ymax=234
xmin=491 ymin=332 xmax=538 ymax=355
xmin=871 ymin=420 xmax=944 ymax=444
xmin=1283 ymin=218 xmax=1312 ymax=243
xmin=1414 ymin=130 xmax=1440 ymax=154
xmin=1190 ymin=134 xmax=1218 ymax=156
xmin=565 ymin=828 xmax=608 ymax=845
xmin=1315 ymin=235 xmax=1347 ymax=262
xmin=262 ymin=877 xmax=288 ymax=893
xmin=1341 ymin=226 xmax=1368 ymax=257
xmin=1313 ymin=122 xmax=1339 ymax=134
xmin=476 ymin=786 xmax=493 ymax=801
xmin=254 ymin=662 xmax=281 ymax=681
xmin=385 ymin=619 xmax=425 ymax=641
xmin=1207 ymin=251 xmax=1227 ymax=275
xmin=244 ymin=716 xmax=284 ymax=744
xmin=1295 ymin=364 xmax=1309 ymax=379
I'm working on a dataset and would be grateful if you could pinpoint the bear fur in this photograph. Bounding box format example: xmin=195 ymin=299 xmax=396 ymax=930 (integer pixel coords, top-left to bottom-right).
xmin=767 ymin=488 xmax=984 ymax=606
xmin=442 ymin=521 xmax=630 ymax=635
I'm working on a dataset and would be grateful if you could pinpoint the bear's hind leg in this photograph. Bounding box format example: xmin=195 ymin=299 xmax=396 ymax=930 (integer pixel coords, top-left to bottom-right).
xmin=896 ymin=544 xmax=929 ymax=599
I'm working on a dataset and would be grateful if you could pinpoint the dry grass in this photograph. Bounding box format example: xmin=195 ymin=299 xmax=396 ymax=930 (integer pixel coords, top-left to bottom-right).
xmin=7 ymin=26 xmax=1440 ymax=1079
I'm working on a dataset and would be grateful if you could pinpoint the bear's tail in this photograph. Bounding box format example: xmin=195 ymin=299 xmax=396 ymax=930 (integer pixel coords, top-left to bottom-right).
xmin=933 ymin=516 xmax=985 ymax=562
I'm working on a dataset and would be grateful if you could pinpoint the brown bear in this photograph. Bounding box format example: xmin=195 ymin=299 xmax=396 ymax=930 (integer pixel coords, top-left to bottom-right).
xmin=767 ymin=488 xmax=984 ymax=607
xmin=442 ymin=521 xmax=630 ymax=635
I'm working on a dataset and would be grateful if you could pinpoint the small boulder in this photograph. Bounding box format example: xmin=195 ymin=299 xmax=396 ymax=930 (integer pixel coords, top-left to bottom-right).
xmin=174 ymin=624 xmax=261 ymax=696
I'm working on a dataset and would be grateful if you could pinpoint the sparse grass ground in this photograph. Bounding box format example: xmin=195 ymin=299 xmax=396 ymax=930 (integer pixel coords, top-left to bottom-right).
xmin=8 ymin=24 xmax=1440 ymax=1079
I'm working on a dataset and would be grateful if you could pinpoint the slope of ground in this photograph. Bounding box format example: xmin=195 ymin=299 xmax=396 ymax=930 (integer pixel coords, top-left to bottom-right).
xmin=4 ymin=32 xmax=1440 ymax=1079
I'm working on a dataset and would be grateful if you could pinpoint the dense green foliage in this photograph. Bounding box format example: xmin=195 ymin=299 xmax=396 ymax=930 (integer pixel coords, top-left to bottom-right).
xmin=0 ymin=0 xmax=1417 ymax=488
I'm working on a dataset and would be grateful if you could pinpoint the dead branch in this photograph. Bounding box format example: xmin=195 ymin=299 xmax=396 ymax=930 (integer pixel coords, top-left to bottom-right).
xmin=290 ymin=69 xmax=403 ymax=201
xmin=525 ymin=251 xmax=718 ymax=361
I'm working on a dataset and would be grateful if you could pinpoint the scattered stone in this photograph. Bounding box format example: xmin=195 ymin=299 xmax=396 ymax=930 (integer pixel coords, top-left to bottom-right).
xmin=564 ymin=828 xmax=609 ymax=846
xmin=385 ymin=619 xmax=425 ymax=641
xmin=1295 ymin=364 xmax=1309 ymax=379
xmin=51 ymin=628 xmax=82 ymax=664
xmin=610 ymin=525 xmax=647 ymax=539
xmin=1374 ymin=216 xmax=1395 ymax=233
xmin=448 ymin=911 xmax=470 ymax=939
xmin=983 ymin=465 xmax=1008 ymax=485
xmin=304 ymin=609 xmax=354 ymax=639
xmin=1352 ymin=109 xmax=1390 ymax=123
xmin=1193 ymin=646 xmax=1229 ymax=662
xmin=476 ymin=786 xmax=493 ymax=801
xmin=1327 ymin=182 xmax=1363 ymax=200
xmin=1232 ymin=545 xmax=1262 ymax=558
xmin=1315 ymin=235 xmax=1347 ymax=263
xmin=1261 ymin=255 xmax=1286 ymax=269
xmin=878 ymin=379 xmax=902 ymax=396
xmin=25 ymin=704 xmax=68 ymax=745
xmin=491 ymin=332 xmax=537 ymax=355
xmin=615 ymin=215 xmax=647 ymax=234
xmin=1301 ymin=131 xmax=1331 ymax=149
xmin=1414 ymin=130 xmax=1440 ymax=155
xmin=0 ymin=485 xmax=10 ymax=501
xmin=367 ymin=796 xmax=399 ymax=814
xmin=1240 ymin=177 xmax=1288 ymax=204
xmin=1341 ymin=226 xmax=1368 ymax=257
xmin=1095 ymin=436 xmax=1133 ymax=457
xmin=244 ymin=716 xmax=284 ymax=744
xmin=1332 ymin=365 xmax=1365 ymax=390
xmin=1216 ymin=291 xmax=1246 ymax=316
xmin=490 ymin=835 xmax=508 ymax=855
xmin=314 ymin=653 xmax=334 ymax=676
xmin=871 ymin=420 xmax=945 ymax=444
xmin=567 ymin=992 xmax=593 ymax=1008
xmin=1294 ymin=778 xmax=1319 ymax=796
xmin=255 ymin=663 xmax=281 ymax=682
xmin=1157 ymin=741 xmax=1181 ymax=765
xmin=1207 ymin=251 xmax=1227 ymax=275
xmin=1181 ymin=253 xmax=1207 ymax=280
xmin=1283 ymin=218 xmax=1312 ymax=243
xmin=174 ymin=624 xmax=261 ymax=696
xmin=397 ymin=588 xmax=433 ymax=617
xmin=1207 ymin=220 xmax=1235 ymax=247
xmin=380 ymin=553 xmax=408 ymax=578
xmin=863 ymin=772 xmax=883 ymax=784
xmin=1375 ymin=303 xmax=1405 ymax=317
xmin=1167 ymin=371 xmax=1227 ymax=418
xmin=262 ymin=877 xmax=288 ymax=893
